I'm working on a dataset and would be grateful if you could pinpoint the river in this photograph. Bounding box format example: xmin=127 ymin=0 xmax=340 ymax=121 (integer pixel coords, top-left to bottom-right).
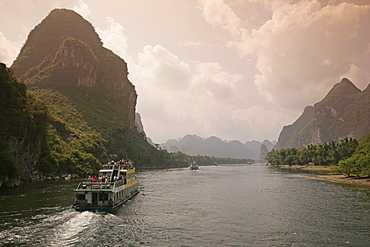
xmin=1 ymin=164 xmax=370 ymax=246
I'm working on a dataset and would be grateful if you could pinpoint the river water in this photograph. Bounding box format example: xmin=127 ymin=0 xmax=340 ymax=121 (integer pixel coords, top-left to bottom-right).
xmin=1 ymin=164 xmax=370 ymax=246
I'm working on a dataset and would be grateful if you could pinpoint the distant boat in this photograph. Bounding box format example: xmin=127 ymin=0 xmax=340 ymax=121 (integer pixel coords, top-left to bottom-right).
xmin=189 ymin=161 xmax=198 ymax=170
xmin=72 ymin=160 xmax=139 ymax=213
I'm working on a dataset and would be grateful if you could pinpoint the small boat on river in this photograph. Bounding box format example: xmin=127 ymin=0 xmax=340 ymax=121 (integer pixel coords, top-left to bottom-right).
xmin=189 ymin=161 xmax=198 ymax=170
xmin=73 ymin=160 xmax=139 ymax=213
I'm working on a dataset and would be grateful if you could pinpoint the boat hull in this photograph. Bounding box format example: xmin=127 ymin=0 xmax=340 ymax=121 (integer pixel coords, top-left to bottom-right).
xmin=73 ymin=189 xmax=139 ymax=213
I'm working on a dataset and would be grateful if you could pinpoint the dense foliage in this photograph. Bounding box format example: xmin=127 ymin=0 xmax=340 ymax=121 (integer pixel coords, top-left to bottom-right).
xmin=0 ymin=63 xmax=49 ymax=181
xmin=333 ymin=133 xmax=370 ymax=177
xmin=267 ymin=134 xmax=370 ymax=177
xmin=266 ymin=137 xmax=359 ymax=168
xmin=0 ymin=63 xmax=109 ymax=183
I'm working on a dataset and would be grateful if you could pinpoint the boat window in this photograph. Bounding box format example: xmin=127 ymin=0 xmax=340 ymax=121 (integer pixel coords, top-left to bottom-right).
xmin=77 ymin=194 xmax=85 ymax=200
xmin=99 ymin=193 xmax=108 ymax=201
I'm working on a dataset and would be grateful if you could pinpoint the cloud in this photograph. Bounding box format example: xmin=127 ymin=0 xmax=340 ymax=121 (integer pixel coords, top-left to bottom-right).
xmin=199 ymin=0 xmax=370 ymax=111
xmin=340 ymin=63 xmax=369 ymax=90
xmin=0 ymin=31 xmax=22 ymax=65
xmin=232 ymin=106 xmax=295 ymax=140
xmin=246 ymin=0 xmax=292 ymax=12
xmin=251 ymin=1 xmax=370 ymax=110
xmin=129 ymin=44 xmax=245 ymax=142
xmin=73 ymin=0 xmax=91 ymax=19
xmin=179 ymin=41 xmax=202 ymax=47
xmin=199 ymin=0 xmax=243 ymax=39
xmin=192 ymin=62 xmax=242 ymax=105
xmin=96 ymin=17 xmax=130 ymax=61
xmin=134 ymin=45 xmax=192 ymax=91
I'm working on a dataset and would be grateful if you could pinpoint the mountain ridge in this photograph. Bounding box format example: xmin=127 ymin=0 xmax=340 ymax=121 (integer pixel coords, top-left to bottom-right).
xmin=160 ymin=134 xmax=275 ymax=160
xmin=275 ymin=78 xmax=370 ymax=149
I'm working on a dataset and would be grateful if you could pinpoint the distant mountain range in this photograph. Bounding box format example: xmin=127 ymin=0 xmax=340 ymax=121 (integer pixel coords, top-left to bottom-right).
xmin=275 ymin=78 xmax=370 ymax=149
xmin=158 ymin=134 xmax=276 ymax=161
xmin=159 ymin=77 xmax=370 ymax=156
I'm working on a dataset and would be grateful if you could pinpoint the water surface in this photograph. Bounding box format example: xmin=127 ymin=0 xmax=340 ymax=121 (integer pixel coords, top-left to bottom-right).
xmin=1 ymin=164 xmax=370 ymax=246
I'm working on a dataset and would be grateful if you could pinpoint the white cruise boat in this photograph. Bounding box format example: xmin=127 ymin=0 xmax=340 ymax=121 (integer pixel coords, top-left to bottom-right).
xmin=73 ymin=160 xmax=139 ymax=213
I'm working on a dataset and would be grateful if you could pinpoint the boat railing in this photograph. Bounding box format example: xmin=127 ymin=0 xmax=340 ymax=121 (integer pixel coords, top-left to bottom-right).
xmin=102 ymin=162 xmax=133 ymax=170
xmin=76 ymin=181 xmax=125 ymax=190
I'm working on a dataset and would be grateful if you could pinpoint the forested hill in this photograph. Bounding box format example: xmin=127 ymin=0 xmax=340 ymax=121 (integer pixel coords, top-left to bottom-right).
xmin=10 ymin=9 xmax=170 ymax=169
xmin=275 ymin=78 xmax=370 ymax=149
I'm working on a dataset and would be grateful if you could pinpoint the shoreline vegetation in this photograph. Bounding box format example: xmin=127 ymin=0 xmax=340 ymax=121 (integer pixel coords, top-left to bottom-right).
xmin=273 ymin=165 xmax=370 ymax=187
xmin=266 ymin=134 xmax=370 ymax=187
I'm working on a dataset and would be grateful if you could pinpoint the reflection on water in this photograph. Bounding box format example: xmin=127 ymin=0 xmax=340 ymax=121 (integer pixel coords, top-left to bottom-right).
xmin=1 ymin=164 xmax=370 ymax=246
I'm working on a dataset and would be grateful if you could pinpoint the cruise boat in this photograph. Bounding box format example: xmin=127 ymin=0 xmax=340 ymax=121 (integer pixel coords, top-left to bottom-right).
xmin=73 ymin=160 xmax=139 ymax=213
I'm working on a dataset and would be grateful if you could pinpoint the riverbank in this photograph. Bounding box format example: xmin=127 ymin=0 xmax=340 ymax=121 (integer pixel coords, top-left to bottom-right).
xmin=310 ymin=174 xmax=370 ymax=187
xmin=273 ymin=165 xmax=333 ymax=172
xmin=272 ymin=165 xmax=370 ymax=187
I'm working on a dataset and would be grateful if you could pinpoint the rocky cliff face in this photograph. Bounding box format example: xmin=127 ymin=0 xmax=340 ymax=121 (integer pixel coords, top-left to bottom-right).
xmin=135 ymin=112 xmax=146 ymax=136
xmin=11 ymin=9 xmax=137 ymax=130
xmin=259 ymin=144 xmax=269 ymax=162
xmin=275 ymin=78 xmax=370 ymax=149
xmin=274 ymin=106 xmax=314 ymax=149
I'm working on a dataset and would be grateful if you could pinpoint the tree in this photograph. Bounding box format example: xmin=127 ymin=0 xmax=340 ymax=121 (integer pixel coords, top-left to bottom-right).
xmin=337 ymin=137 xmax=359 ymax=161
xmin=334 ymin=157 xmax=356 ymax=177
xmin=333 ymin=134 xmax=369 ymax=177
xmin=267 ymin=136 xmax=362 ymax=170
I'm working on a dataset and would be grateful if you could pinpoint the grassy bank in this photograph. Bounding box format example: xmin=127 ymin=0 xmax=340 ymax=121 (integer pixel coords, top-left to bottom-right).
xmin=274 ymin=165 xmax=333 ymax=172
xmin=311 ymin=174 xmax=370 ymax=187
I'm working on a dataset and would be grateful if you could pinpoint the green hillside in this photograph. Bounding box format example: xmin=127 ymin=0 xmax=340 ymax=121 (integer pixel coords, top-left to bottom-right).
xmin=0 ymin=62 xmax=112 ymax=187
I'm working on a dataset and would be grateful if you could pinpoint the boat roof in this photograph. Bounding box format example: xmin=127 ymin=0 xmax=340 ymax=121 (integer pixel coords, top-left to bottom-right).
xmin=100 ymin=169 xmax=114 ymax=172
xmin=99 ymin=169 xmax=128 ymax=173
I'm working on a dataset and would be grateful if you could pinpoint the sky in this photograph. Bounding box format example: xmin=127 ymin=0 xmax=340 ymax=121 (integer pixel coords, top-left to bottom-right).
xmin=1 ymin=0 xmax=370 ymax=144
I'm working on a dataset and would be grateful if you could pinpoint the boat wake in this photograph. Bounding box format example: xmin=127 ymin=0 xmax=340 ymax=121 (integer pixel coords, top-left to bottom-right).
xmin=46 ymin=208 xmax=146 ymax=246
xmin=0 ymin=208 xmax=104 ymax=246
xmin=47 ymin=210 xmax=97 ymax=246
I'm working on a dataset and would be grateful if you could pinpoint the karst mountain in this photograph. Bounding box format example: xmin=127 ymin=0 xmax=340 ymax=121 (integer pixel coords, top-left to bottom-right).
xmin=275 ymin=78 xmax=370 ymax=149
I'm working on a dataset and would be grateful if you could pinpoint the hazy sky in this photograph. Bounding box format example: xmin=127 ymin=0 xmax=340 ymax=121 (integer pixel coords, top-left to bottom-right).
xmin=1 ymin=0 xmax=369 ymax=143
